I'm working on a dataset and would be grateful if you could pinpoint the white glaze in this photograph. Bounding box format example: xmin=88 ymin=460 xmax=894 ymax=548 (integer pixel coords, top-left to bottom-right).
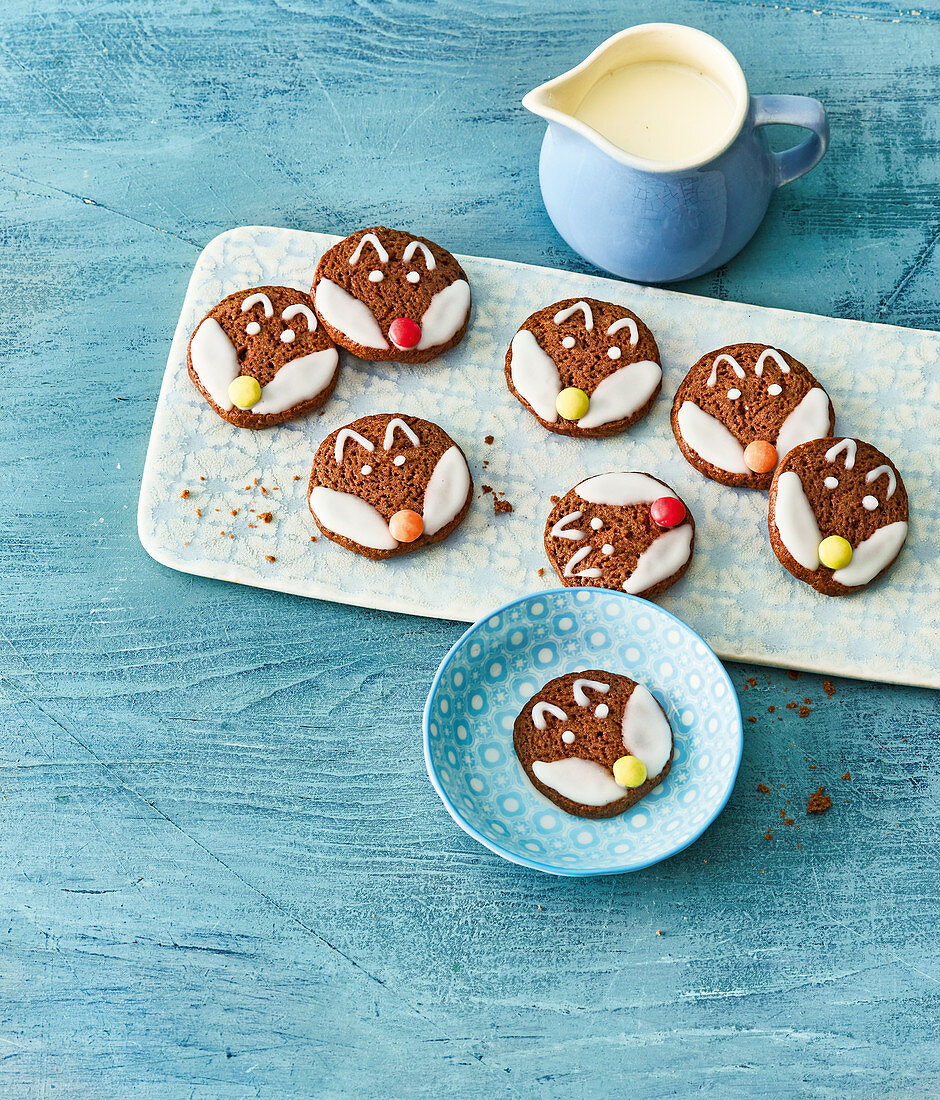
xmin=509 ymin=329 xmax=561 ymax=422
xmin=393 ymin=456 xmax=405 ymax=466
xmin=403 ymin=240 xmax=436 ymax=270
xmin=824 ymin=476 xmax=838 ymax=489
xmin=773 ymin=470 xmax=821 ymax=570
xmin=755 ymin=348 xmax=791 ymax=376
xmin=308 ymin=487 xmax=398 ymax=551
xmin=621 ymin=684 xmax=672 ymax=777
xmin=368 ymin=270 xmax=384 ymax=282
xmin=315 ymin=279 xmax=389 ymax=350
xmin=416 ymin=279 xmax=471 ymax=350
xmin=383 ymin=417 xmax=420 ymax=450
xmin=676 ymin=401 xmax=748 ymax=474
xmin=576 ymin=471 xmax=666 ymax=507
xmin=348 ymin=232 xmax=388 ymax=265
xmin=767 ymin=384 xmax=782 ymax=396
xmin=590 ymin=518 xmax=603 ymax=530
xmin=607 ymin=347 xmax=621 ymax=360
xmin=361 ymin=465 xmax=372 ymax=475
xmin=241 ymin=292 xmax=274 ymax=318
xmin=280 ymin=330 xmax=295 ymax=344
xmin=422 ymin=446 xmax=470 ymax=535
xmin=531 ymin=757 xmax=625 ymax=806
xmin=554 ymin=301 xmax=594 ymax=330
xmin=727 ymin=388 xmax=741 ymax=400
xmin=532 ymin=702 xmax=567 ymax=730
xmin=281 ymin=303 xmax=317 ymax=332
xmin=862 ymin=495 xmax=878 ymax=510
xmin=252 ymin=349 xmax=339 ymax=415
xmin=775 ymin=387 xmax=831 ymax=458
xmin=334 ymin=427 xmax=374 ymax=464
xmin=832 ymin=522 xmax=907 ymax=586
xmin=866 ymin=465 xmax=897 ymax=499
xmin=602 ymin=544 xmax=614 ymax=555
xmin=406 ymin=271 xmax=420 ymax=283
xmin=572 ymin=678 xmax=610 ymax=706
xmin=826 ymin=438 xmax=857 ymax=469
xmin=606 ymin=316 xmax=638 ymax=345
xmin=245 ymin=321 xmax=261 ymax=335
xmin=550 ymin=511 xmax=585 ymax=540
xmin=576 ymin=360 xmax=661 ymax=429
xmin=563 ymin=545 xmax=603 ymax=579
xmin=561 ymin=731 xmax=576 ymax=745
xmin=595 ymin=703 xmax=609 ymax=719
xmin=190 ymin=317 xmax=240 ymax=410
xmin=706 ymin=352 xmax=745 ymax=386
xmin=561 ymin=335 xmax=576 ymax=349
xmin=623 ymin=523 xmax=693 ymax=595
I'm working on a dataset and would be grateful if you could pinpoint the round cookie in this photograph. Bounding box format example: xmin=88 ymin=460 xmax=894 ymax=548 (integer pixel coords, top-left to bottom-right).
xmin=505 ymin=298 xmax=662 ymax=437
xmin=311 ymin=228 xmax=471 ymax=364
xmin=188 ymin=286 xmax=339 ymax=428
xmin=513 ymin=671 xmax=674 ymax=819
xmin=308 ymin=413 xmax=472 ymax=559
xmin=544 ymin=472 xmax=695 ymax=598
xmin=768 ymin=437 xmax=909 ymax=596
xmin=671 ymin=343 xmax=834 ymax=488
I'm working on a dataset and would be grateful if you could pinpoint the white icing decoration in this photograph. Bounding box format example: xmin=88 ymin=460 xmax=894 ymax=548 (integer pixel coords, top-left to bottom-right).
xmin=572 ymin=678 xmax=610 ymax=706
xmin=590 ymin=518 xmax=603 ymax=530
xmin=416 ymin=280 xmax=471 ymax=350
xmin=393 ymin=456 xmax=405 ymax=466
xmin=577 ymin=360 xmax=662 ymax=430
xmin=824 ymin=476 xmax=839 ymax=489
xmin=334 ymin=428 xmax=374 ymax=464
xmin=773 ymin=470 xmax=821 ymax=570
xmin=308 ymin=487 xmax=398 ymax=551
xmin=676 ymin=401 xmax=748 ymax=474
xmin=576 ymin=471 xmax=667 ymax=507
xmin=190 ymin=317 xmax=239 ymax=411
xmin=368 ymin=270 xmax=383 ymax=282
xmin=706 ymin=353 xmax=745 ymax=386
xmin=768 ymin=384 xmax=782 ymax=396
xmin=602 ymin=544 xmax=614 ymax=555
xmin=532 ymin=702 xmax=567 ymax=730
xmin=315 ymin=279 xmax=389 ymax=350
xmin=406 ymin=271 xmax=420 ymax=283
xmin=607 ymin=347 xmax=621 ymax=360
xmin=531 ymin=758 xmax=625 ymax=807
xmin=775 ymin=387 xmax=831 ymax=458
xmin=245 ymin=321 xmax=261 ymax=335
xmin=561 ymin=731 xmax=575 ymax=745
xmin=422 ymin=446 xmax=470 ymax=536
xmin=553 ymin=301 xmax=594 ymax=330
xmin=361 ymin=465 xmax=372 ymax=475
xmin=862 ymin=495 xmax=878 ymax=510
xmin=755 ymin=348 xmax=791 ymax=376
xmin=252 ymin=349 xmax=339 ymax=416
xmin=383 ymin=417 xmax=420 ymax=450
xmin=825 ymin=438 xmax=857 ymax=469
xmin=280 ymin=330 xmax=295 ymax=344
xmin=509 ymin=329 xmax=561 ymax=423
xmin=621 ymin=684 xmax=672 ymax=777
xmin=348 ymin=232 xmax=389 ymax=265
xmin=402 ymin=240 xmax=437 ymax=270
xmin=550 ymin=511 xmax=584 ymax=540
xmin=606 ymin=316 xmax=639 ymax=345
xmin=282 ymin=303 xmax=317 ymax=332
xmin=623 ymin=524 xmax=693 ymax=595
xmin=240 ymin=292 xmax=274 ymax=318
xmin=832 ymin=522 xmax=907 ymax=587
xmin=595 ymin=703 xmax=609 ymax=719
xmin=727 ymin=388 xmax=741 ymax=400
xmin=866 ymin=465 xmax=897 ymax=499
xmin=563 ymin=545 xmax=603 ymax=579
xmin=562 ymin=335 xmax=576 ymax=349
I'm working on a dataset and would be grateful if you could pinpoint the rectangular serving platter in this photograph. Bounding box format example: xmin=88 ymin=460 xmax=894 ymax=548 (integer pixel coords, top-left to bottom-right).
xmin=138 ymin=227 xmax=940 ymax=688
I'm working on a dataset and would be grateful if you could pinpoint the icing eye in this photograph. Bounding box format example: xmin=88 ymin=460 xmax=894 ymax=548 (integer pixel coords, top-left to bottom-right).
xmin=245 ymin=321 xmax=261 ymax=335
xmin=727 ymin=388 xmax=741 ymax=400
xmin=590 ymin=517 xmax=603 ymax=530
xmin=406 ymin=271 xmax=420 ymax=284
xmin=862 ymin=495 xmax=879 ymax=510
xmin=561 ymin=731 xmax=575 ymax=744
xmin=824 ymin=476 xmax=838 ymax=489
xmin=393 ymin=455 xmax=406 ymax=467
xmin=595 ymin=703 xmax=609 ymax=718
xmin=607 ymin=347 xmax=621 ymax=360
xmin=361 ymin=465 xmax=372 ymax=475
xmin=280 ymin=329 xmax=295 ymax=344
xmin=602 ymin=544 xmax=614 ymax=555
xmin=561 ymin=335 xmax=576 ymax=349
xmin=368 ymin=270 xmax=384 ymax=282
xmin=767 ymin=384 xmax=782 ymax=395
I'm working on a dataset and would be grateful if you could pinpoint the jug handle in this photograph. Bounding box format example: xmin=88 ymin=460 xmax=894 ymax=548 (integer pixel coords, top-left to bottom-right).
xmin=752 ymin=95 xmax=829 ymax=188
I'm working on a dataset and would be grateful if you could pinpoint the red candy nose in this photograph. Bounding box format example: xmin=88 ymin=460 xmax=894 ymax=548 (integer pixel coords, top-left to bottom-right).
xmin=388 ymin=317 xmax=422 ymax=350
xmin=650 ymin=496 xmax=686 ymax=528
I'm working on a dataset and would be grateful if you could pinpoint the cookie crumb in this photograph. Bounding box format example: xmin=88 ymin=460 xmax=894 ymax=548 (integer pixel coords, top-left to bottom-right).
xmin=655 ymin=929 xmax=662 ymax=936
xmin=786 ymin=701 xmax=797 ymax=710
xmin=799 ymin=705 xmax=811 ymax=717
xmin=746 ymin=677 xmax=756 ymax=688
xmin=757 ymin=783 xmax=770 ymax=793
xmin=196 ymin=508 xmax=202 ymax=517
xmin=495 ymin=499 xmax=513 ymax=515
xmin=747 ymin=716 xmax=756 ymax=724
xmin=842 ymin=771 xmax=851 ymax=781
xmin=260 ymin=512 xmax=273 ymax=523
xmin=293 ymin=475 xmax=301 ymax=481
xmin=231 ymin=509 xmax=239 ymax=516
xmin=787 ymin=670 xmax=800 ymax=680
xmin=484 ymin=435 xmax=494 ymax=445
xmin=767 ymin=705 xmax=775 ymax=713
xmin=481 ymin=485 xmax=492 ymax=494
xmin=824 ymin=680 xmax=835 ymax=698
xmin=764 ymin=828 xmax=773 ymax=840
xmin=265 ymin=555 xmax=275 ymax=562
xmin=180 ymin=489 xmax=190 ymax=499
xmin=199 ymin=476 xmax=205 ymax=482
xmin=537 ymin=568 xmax=545 ymax=577
xmin=550 ymin=495 xmax=560 ymax=504
xmin=806 ymin=787 xmax=832 ymax=814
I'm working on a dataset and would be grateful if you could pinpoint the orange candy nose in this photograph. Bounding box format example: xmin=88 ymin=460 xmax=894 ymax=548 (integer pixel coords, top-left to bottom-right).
xmin=389 ymin=509 xmax=424 ymax=542
xmin=744 ymin=440 xmax=778 ymax=474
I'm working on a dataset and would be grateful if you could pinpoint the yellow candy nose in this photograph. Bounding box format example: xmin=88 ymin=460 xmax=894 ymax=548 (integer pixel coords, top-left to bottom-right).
xmin=555 ymin=387 xmax=590 ymax=422
xmin=818 ymin=535 xmax=853 ymax=570
xmin=228 ymin=375 xmax=262 ymax=409
xmin=613 ymin=755 xmax=647 ymax=789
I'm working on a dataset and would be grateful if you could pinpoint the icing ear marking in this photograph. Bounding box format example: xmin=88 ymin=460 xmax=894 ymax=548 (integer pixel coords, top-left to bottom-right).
xmin=334 ymin=428 xmax=375 ymax=464
xmin=606 ymin=317 xmax=639 ymax=346
xmin=706 ymin=353 xmax=746 ymax=386
xmin=348 ymin=232 xmax=389 ymax=265
xmin=754 ymin=348 xmax=790 ymax=376
xmin=825 ymin=438 xmax=857 ymax=469
xmin=554 ymin=301 xmax=594 ymax=330
xmin=532 ymin=702 xmax=567 ymax=730
xmin=865 ymin=465 xmax=896 ymax=499
xmin=383 ymin=417 xmax=420 ymax=450
xmin=551 ymin=511 xmax=585 ymax=540
xmin=572 ymin=678 xmax=610 ymax=706
xmin=563 ymin=545 xmax=603 ymax=579
xmin=402 ymin=240 xmax=436 ymax=270
xmin=241 ymin=293 xmax=274 ymax=318
xmin=280 ymin=303 xmax=317 ymax=344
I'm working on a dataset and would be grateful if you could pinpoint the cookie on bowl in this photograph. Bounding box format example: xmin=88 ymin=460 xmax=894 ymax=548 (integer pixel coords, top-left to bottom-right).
xmin=308 ymin=413 xmax=472 ymax=559
xmin=513 ymin=671 xmax=674 ymax=819
xmin=671 ymin=344 xmax=834 ymax=488
xmin=544 ymin=472 xmax=694 ymax=598
xmin=311 ymin=228 xmax=471 ymax=364
xmin=768 ymin=436 xmax=908 ymax=596
xmin=188 ymin=286 xmax=339 ymax=428
xmin=505 ymin=298 xmax=662 ymax=437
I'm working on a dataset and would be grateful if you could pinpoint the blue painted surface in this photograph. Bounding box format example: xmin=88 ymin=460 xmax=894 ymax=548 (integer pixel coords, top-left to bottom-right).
xmin=1 ymin=1 xmax=938 ymax=1096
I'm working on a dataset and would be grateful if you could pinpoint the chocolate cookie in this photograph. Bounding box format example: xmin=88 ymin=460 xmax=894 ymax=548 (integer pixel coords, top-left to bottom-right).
xmin=188 ymin=286 xmax=339 ymax=428
xmin=308 ymin=413 xmax=472 ymax=559
xmin=544 ymin=472 xmax=694 ymax=598
xmin=513 ymin=671 xmax=674 ymax=819
xmin=311 ymin=228 xmax=471 ymax=364
xmin=672 ymin=344 xmax=834 ymax=488
xmin=505 ymin=298 xmax=662 ymax=437
xmin=768 ymin=437 xmax=909 ymax=595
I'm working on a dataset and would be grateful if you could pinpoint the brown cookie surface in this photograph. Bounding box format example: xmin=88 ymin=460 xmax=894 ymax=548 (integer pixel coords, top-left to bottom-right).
xmin=544 ymin=472 xmax=694 ymax=598
xmin=308 ymin=413 xmax=473 ymax=559
xmin=188 ymin=286 xmax=339 ymax=428
xmin=768 ymin=437 xmax=909 ymax=595
xmin=311 ymin=228 xmax=471 ymax=364
xmin=513 ymin=671 xmax=674 ymax=819
xmin=671 ymin=344 xmax=834 ymax=488
xmin=505 ymin=298 xmax=662 ymax=437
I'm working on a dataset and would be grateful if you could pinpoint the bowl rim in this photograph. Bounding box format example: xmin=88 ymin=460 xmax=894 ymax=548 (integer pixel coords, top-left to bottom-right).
xmin=422 ymin=587 xmax=743 ymax=877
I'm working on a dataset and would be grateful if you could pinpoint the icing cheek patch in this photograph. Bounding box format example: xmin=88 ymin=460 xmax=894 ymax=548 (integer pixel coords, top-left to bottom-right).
xmin=315 ymin=279 xmax=388 ymax=350
xmin=416 ymin=280 xmax=471 ymax=350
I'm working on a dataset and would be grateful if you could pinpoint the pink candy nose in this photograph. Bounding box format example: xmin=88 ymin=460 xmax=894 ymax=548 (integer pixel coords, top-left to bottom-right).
xmin=389 ymin=317 xmax=422 ymax=350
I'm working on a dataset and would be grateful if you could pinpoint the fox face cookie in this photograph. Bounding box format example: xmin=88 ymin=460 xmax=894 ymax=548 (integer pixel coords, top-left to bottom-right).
xmin=308 ymin=413 xmax=472 ymax=559
xmin=672 ymin=344 xmax=834 ymax=488
xmin=312 ymin=228 xmax=471 ymax=364
xmin=513 ymin=671 xmax=674 ymax=819
xmin=505 ymin=298 xmax=662 ymax=437
xmin=188 ymin=286 xmax=339 ymax=428
xmin=768 ymin=437 xmax=909 ymax=595
xmin=544 ymin=472 xmax=695 ymax=598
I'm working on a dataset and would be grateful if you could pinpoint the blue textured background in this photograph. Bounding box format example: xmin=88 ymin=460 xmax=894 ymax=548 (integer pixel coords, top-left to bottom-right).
xmin=2 ymin=1 xmax=938 ymax=1096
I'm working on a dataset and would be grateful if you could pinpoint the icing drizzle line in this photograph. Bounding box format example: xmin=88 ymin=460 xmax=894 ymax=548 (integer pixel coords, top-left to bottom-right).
xmin=572 ymin=678 xmax=610 ymax=706
xmin=554 ymin=301 xmax=594 ymax=330
xmin=241 ymin=292 xmax=274 ymax=318
xmin=755 ymin=348 xmax=790 ymax=376
xmin=563 ymin=545 xmax=602 ymax=579
xmin=706 ymin=353 xmax=745 ymax=386
xmin=606 ymin=317 xmax=638 ymax=345
xmin=348 ymin=232 xmax=389 ymax=265
xmin=281 ymin=303 xmax=317 ymax=331
xmin=825 ymin=438 xmax=857 ymax=469
xmin=532 ymin=702 xmax=567 ymax=730
xmin=403 ymin=240 xmax=436 ymax=270
xmin=383 ymin=417 xmax=420 ymax=450
xmin=865 ymin=464 xmax=896 ymax=499
xmin=550 ymin=511 xmax=585 ymax=540
xmin=335 ymin=428 xmax=374 ymax=463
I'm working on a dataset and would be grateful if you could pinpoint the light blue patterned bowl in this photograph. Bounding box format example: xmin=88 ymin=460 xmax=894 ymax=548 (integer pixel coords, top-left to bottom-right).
xmin=423 ymin=588 xmax=742 ymax=876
